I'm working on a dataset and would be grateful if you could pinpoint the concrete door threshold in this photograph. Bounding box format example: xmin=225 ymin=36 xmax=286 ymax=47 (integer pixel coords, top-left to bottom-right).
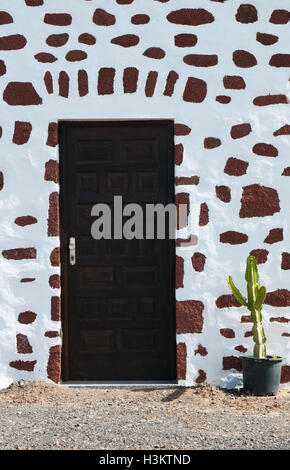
xmin=60 ymin=380 xmax=180 ymax=389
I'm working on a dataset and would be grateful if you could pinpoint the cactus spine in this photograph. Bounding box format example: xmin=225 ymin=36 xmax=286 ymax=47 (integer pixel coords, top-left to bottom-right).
xmin=227 ymin=256 xmax=267 ymax=358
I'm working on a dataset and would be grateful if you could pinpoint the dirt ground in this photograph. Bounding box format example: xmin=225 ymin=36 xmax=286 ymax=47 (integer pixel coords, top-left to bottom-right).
xmin=0 ymin=381 xmax=289 ymax=450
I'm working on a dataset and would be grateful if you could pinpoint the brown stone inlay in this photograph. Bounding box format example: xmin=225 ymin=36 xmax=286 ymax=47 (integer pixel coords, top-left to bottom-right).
xmin=253 ymin=95 xmax=288 ymax=106
xmin=183 ymin=77 xmax=207 ymax=103
xmin=78 ymin=70 xmax=88 ymax=97
xmin=174 ymin=34 xmax=197 ymax=48
xmin=244 ymin=331 xmax=253 ymax=337
xmin=2 ymin=248 xmax=36 ymax=260
xmin=176 ymin=343 xmax=186 ymax=380
xmin=17 ymin=334 xmax=33 ymax=354
xmin=265 ymin=289 xmax=290 ymax=307
xmin=196 ymin=370 xmax=206 ymax=384
xmin=274 ymin=124 xmax=290 ymax=136
xmin=223 ymin=75 xmax=246 ymax=90
xmin=48 ymin=192 xmax=60 ymax=237
xmin=0 ymin=34 xmax=26 ymax=50
xmin=216 ymin=185 xmax=231 ymax=203
xmin=191 ymin=252 xmax=206 ymax=272
xmin=220 ymin=328 xmax=235 ymax=338
xmin=250 ymin=249 xmax=269 ymax=264
xmin=98 ymin=68 xmax=115 ymax=95
xmin=167 ymin=9 xmax=214 ymax=26
xmin=163 ymin=71 xmax=179 ymax=97
xmin=270 ymin=10 xmax=290 ymax=25
xmin=204 ymin=137 xmax=221 ymax=149
xmin=59 ymin=71 xmax=69 ymax=98
xmin=145 ymin=71 xmax=158 ymax=98
xmin=281 ymin=366 xmax=290 ymax=384
xmin=252 ymin=143 xmax=278 ymax=157
xmin=0 ymin=172 xmax=3 ymax=191
xmin=199 ymin=203 xmax=209 ymax=226
xmin=143 ymin=47 xmax=165 ymax=59
xmin=216 ymin=294 xmax=242 ymax=308
xmin=123 ymin=67 xmax=139 ymax=94
xmin=44 ymin=13 xmax=72 ymax=26
xmin=256 ymin=32 xmax=278 ymax=46
xmin=220 ymin=231 xmax=248 ymax=245
xmin=12 ymin=121 xmax=32 ymax=145
xmin=282 ymin=252 xmax=290 ymax=270
xmin=0 ymin=59 xmax=6 ymax=77
xmin=241 ymin=315 xmax=252 ymax=323
xmin=216 ymin=95 xmax=231 ymax=104
xmin=239 ymin=184 xmax=280 ymax=218
xmin=269 ymin=54 xmax=290 ymax=68
xmin=47 ymin=345 xmax=61 ymax=383
xmin=44 ymin=72 xmax=53 ymax=94
xmin=224 ymin=157 xmax=248 ymax=176
xmin=3 ymin=82 xmax=42 ymax=106
xmin=235 ymin=4 xmax=257 ymax=23
xmin=46 ymin=33 xmax=69 ymax=47
xmin=282 ymin=167 xmax=290 ymax=176
xmin=184 ymin=54 xmax=218 ymax=67
xmin=235 ymin=345 xmax=247 ymax=353
xmin=45 ymin=160 xmax=59 ymax=183
xmin=20 ymin=278 xmax=35 ymax=283
xmin=176 ymin=300 xmax=204 ymax=334
xmin=233 ymin=50 xmax=257 ymax=68
xmin=45 ymin=331 xmax=60 ymax=338
xmin=51 ymin=296 xmax=61 ymax=321
xmin=10 ymin=360 xmax=36 ymax=372
xmin=222 ymin=356 xmax=242 ymax=372
xmin=175 ymin=176 xmax=199 ymax=186
xmin=131 ymin=14 xmax=150 ymax=25
xmin=50 ymin=247 xmax=60 ymax=267
xmin=264 ymin=228 xmax=283 ymax=244
xmin=174 ymin=124 xmax=191 ymax=136
xmin=15 ymin=216 xmax=37 ymax=227
xmin=111 ymin=35 xmax=139 ymax=48
xmin=0 ymin=11 xmax=13 ymax=25
xmin=66 ymin=50 xmax=87 ymax=62
xmin=78 ymin=33 xmax=96 ymax=45
xmin=46 ymin=123 xmax=58 ymax=148
xmin=35 ymin=53 xmax=57 ymax=63
xmin=18 ymin=311 xmax=37 ymax=324
xmin=93 ymin=9 xmax=116 ymax=26
xmin=49 ymin=274 xmax=61 ymax=289
xmin=176 ymin=256 xmax=184 ymax=290
xmin=282 ymin=333 xmax=290 ymax=337
xmin=174 ymin=144 xmax=183 ymax=166
xmin=194 ymin=344 xmax=208 ymax=356
xmin=270 ymin=317 xmax=290 ymax=323
xmin=25 ymin=0 xmax=43 ymax=5
xmin=230 ymin=123 xmax=252 ymax=139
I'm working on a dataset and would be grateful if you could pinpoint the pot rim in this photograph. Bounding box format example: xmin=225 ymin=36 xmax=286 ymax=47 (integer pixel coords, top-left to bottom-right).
xmin=241 ymin=355 xmax=283 ymax=362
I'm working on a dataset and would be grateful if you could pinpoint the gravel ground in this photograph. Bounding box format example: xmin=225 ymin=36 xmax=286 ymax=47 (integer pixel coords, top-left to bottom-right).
xmin=0 ymin=381 xmax=289 ymax=450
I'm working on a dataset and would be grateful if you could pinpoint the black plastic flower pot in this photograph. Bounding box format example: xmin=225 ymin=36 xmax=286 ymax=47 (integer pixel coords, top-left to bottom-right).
xmin=241 ymin=356 xmax=283 ymax=396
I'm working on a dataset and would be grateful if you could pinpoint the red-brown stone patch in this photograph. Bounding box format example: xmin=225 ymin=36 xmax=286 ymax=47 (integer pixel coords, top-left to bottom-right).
xmin=98 ymin=68 xmax=115 ymax=95
xmin=176 ymin=255 xmax=184 ymax=289
xmin=123 ymin=67 xmax=138 ymax=94
xmin=233 ymin=50 xmax=257 ymax=68
xmin=220 ymin=231 xmax=248 ymax=245
xmin=252 ymin=143 xmax=278 ymax=157
xmin=25 ymin=0 xmax=44 ymax=5
xmin=176 ymin=300 xmax=204 ymax=334
xmin=175 ymin=176 xmax=199 ymax=186
xmin=47 ymin=192 xmax=59 ymax=237
xmin=194 ymin=344 xmax=208 ymax=356
xmin=46 ymin=33 xmax=69 ymax=48
xmin=222 ymin=356 xmax=242 ymax=372
xmin=235 ymin=345 xmax=247 ymax=353
xmin=45 ymin=331 xmax=60 ymax=338
xmin=174 ymin=144 xmax=183 ymax=166
xmin=282 ymin=167 xmax=290 ymax=176
xmin=216 ymin=95 xmax=231 ymax=104
xmin=235 ymin=4 xmax=257 ymax=23
xmin=47 ymin=345 xmax=61 ymax=383
xmin=45 ymin=160 xmax=59 ymax=183
xmin=253 ymin=95 xmax=288 ymax=106
xmin=20 ymin=278 xmax=35 ymax=283
xmin=51 ymin=296 xmax=61 ymax=321
xmin=116 ymin=0 xmax=134 ymax=3
xmin=270 ymin=317 xmax=290 ymax=323
xmin=15 ymin=216 xmax=37 ymax=227
xmin=216 ymin=294 xmax=242 ymax=309
xmin=204 ymin=137 xmax=221 ymax=149
xmin=49 ymin=274 xmax=60 ymax=289
xmin=167 ymin=9 xmax=214 ymax=26
xmin=46 ymin=122 xmax=58 ymax=148
xmin=174 ymin=124 xmax=191 ymax=136
xmin=131 ymin=14 xmax=150 ymax=25
xmin=143 ymin=47 xmax=165 ymax=59
xmin=18 ymin=311 xmax=37 ymax=324
xmin=176 ymin=343 xmax=186 ymax=380
xmin=145 ymin=71 xmax=158 ymax=97
xmin=44 ymin=71 xmax=53 ymax=94
xmin=0 ymin=34 xmax=26 ymax=50
xmin=10 ymin=360 xmax=36 ymax=372
xmin=230 ymin=123 xmax=252 ymax=139
xmin=111 ymin=34 xmax=139 ymax=48
xmin=2 ymin=248 xmax=36 ymax=260
xmin=35 ymin=53 xmax=57 ymax=63
xmin=164 ymin=71 xmax=179 ymax=97
xmin=191 ymin=252 xmax=206 ymax=272
xmin=66 ymin=50 xmax=87 ymax=62
xmin=250 ymin=249 xmax=268 ymax=264
xmin=281 ymin=252 xmax=290 ymax=270
xmin=183 ymin=54 xmax=218 ymax=67
xmin=281 ymin=366 xmax=290 ymax=384
xmin=0 ymin=172 xmax=3 ymax=192
xmin=241 ymin=315 xmax=252 ymax=323
xmin=224 ymin=157 xmax=248 ymax=176
xmin=0 ymin=60 xmax=6 ymax=77
xmin=239 ymin=184 xmax=280 ymax=218
xmin=44 ymin=13 xmax=72 ymax=26
xmin=3 ymin=82 xmax=42 ymax=106
xmin=12 ymin=121 xmax=32 ymax=145
xmin=175 ymin=34 xmax=197 ymax=48
xmin=256 ymin=32 xmax=278 ymax=46
xmin=0 ymin=11 xmax=13 ymax=25
xmin=273 ymin=124 xmax=290 ymax=136
xmin=50 ymin=247 xmax=60 ymax=267
xmin=220 ymin=328 xmax=235 ymax=338
xmin=265 ymin=289 xmax=290 ymax=307
xmin=223 ymin=75 xmax=246 ymax=90
xmin=269 ymin=54 xmax=290 ymax=68
xmin=216 ymin=185 xmax=231 ymax=203
xmin=93 ymin=9 xmax=116 ymax=26
xmin=183 ymin=77 xmax=207 ymax=103
xmin=17 ymin=334 xmax=33 ymax=354
xmin=269 ymin=10 xmax=289 ymax=24
xmin=264 ymin=228 xmax=283 ymax=244
xmin=78 ymin=33 xmax=96 ymax=45
xmin=196 ymin=370 xmax=206 ymax=384
xmin=244 ymin=331 xmax=253 ymax=337
xmin=199 ymin=203 xmax=209 ymax=226
xmin=78 ymin=70 xmax=88 ymax=97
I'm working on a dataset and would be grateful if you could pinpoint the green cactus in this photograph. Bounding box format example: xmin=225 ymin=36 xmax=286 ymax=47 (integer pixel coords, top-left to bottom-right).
xmin=227 ymin=256 xmax=267 ymax=358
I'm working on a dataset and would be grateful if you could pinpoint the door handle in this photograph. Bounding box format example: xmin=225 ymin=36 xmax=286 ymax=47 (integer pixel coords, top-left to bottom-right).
xmin=69 ymin=237 xmax=76 ymax=266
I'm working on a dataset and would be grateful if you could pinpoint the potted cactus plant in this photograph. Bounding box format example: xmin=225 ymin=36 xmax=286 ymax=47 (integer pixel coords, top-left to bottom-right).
xmin=227 ymin=255 xmax=282 ymax=395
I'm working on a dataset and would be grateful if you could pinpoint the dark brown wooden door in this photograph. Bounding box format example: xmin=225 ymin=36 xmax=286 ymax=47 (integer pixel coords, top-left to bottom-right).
xmin=59 ymin=121 xmax=176 ymax=381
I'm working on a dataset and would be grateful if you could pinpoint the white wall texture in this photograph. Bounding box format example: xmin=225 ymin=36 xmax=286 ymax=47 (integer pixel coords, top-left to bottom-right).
xmin=0 ymin=0 xmax=289 ymax=389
